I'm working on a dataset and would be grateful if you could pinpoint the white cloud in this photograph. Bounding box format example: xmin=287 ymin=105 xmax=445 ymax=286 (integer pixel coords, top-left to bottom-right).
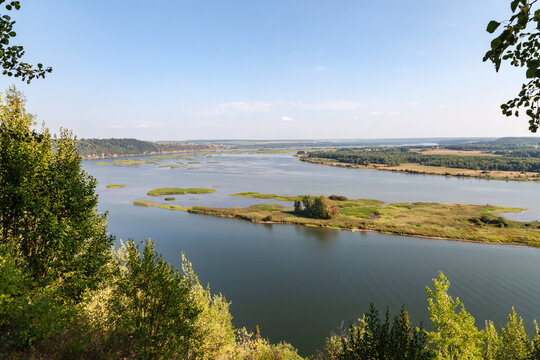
xmin=282 ymin=115 xmax=294 ymax=122
xmin=293 ymin=100 xmax=363 ymax=111
xmin=387 ymin=111 xmax=400 ymax=116
xmin=315 ymin=65 xmax=325 ymax=71
xmin=369 ymin=111 xmax=383 ymax=116
xmin=135 ymin=121 xmax=165 ymax=128
xmin=197 ymin=101 xmax=273 ymax=116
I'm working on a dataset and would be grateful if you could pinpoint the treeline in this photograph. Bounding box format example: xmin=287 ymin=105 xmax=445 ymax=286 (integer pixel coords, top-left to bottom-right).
xmin=305 ymin=149 xmax=540 ymax=172
xmin=76 ymin=138 xmax=222 ymax=159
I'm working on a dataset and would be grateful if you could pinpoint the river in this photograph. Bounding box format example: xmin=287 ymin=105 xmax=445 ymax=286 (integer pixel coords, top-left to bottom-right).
xmin=83 ymin=152 xmax=540 ymax=356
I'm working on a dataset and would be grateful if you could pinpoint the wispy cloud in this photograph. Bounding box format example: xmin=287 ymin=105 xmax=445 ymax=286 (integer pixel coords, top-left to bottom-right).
xmin=293 ymin=100 xmax=363 ymax=111
xmin=196 ymin=101 xmax=273 ymax=116
xmin=315 ymin=65 xmax=326 ymax=71
xmin=135 ymin=121 xmax=165 ymax=128
xmin=369 ymin=111 xmax=383 ymax=116
xmin=387 ymin=111 xmax=400 ymax=116
xmin=443 ymin=21 xmax=460 ymax=27
xmin=282 ymin=115 xmax=294 ymax=122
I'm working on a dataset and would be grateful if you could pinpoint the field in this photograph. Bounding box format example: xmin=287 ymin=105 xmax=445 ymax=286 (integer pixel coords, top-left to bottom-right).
xmin=301 ymin=157 xmax=540 ymax=182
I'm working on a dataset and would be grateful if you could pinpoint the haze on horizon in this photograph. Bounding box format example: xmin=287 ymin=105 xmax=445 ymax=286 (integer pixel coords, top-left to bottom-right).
xmin=1 ymin=0 xmax=538 ymax=141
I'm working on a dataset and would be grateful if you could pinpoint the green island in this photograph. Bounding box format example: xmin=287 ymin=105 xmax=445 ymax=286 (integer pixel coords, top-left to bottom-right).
xmin=105 ymin=184 xmax=126 ymax=189
xmin=158 ymin=164 xmax=180 ymax=168
xmin=134 ymin=200 xmax=187 ymax=211
xmin=187 ymin=193 xmax=540 ymax=246
xmin=112 ymin=158 xmax=146 ymax=166
xmin=94 ymin=161 xmax=109 ymax=165
xmin=147 ymin=187 xmax=216 ymax=196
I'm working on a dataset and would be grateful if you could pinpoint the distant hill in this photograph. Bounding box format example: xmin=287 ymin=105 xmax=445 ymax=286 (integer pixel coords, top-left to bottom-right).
xmin=77 ymin=138 xmax=224 ymax=159
xmin=491 ymin=137 xmax=540 ymax=146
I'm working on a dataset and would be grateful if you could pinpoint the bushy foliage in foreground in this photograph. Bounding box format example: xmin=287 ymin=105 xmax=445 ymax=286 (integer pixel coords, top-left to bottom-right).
xmin=323 ymin=272 xmax=540 ymax=360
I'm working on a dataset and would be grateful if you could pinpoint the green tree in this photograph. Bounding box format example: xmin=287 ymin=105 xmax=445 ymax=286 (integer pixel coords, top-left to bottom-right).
xmin=426 ymin=272 xmax=484 ymax=360
xmin=0 ymin=1 xmax=52 ymax=82
xmin=484 ymin=0 xmax=540 ymax=132
xmin=0 ymin=87 xmax=113 ymax=299
xmin=298 ymin=195 xmax=340 ymax=219
xmin=104 ymin=240 xmax=201 ymax=359
xmin=324 ymin=304 xmax=433 ymax=360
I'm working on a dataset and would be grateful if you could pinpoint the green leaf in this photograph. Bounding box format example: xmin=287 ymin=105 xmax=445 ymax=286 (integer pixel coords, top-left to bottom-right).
xmin=491 ymin=37 xmax=502 ymax=50
xmin=487 ymin=21 xmax=500 ymax=33
xmin=526 ymin=67 xmax=537 ymax=78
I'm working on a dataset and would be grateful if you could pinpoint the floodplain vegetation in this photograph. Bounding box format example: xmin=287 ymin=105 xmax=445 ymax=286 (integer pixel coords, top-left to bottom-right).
xmin=299 ymin=145 xmax=540 ymax=182
xmin=147 ymin=187 xmax=216 ymax=196
xmin=188 ymin=193 xmax=540 ymax=247
xmin=105 ymin=184 xmax=125 ymax=189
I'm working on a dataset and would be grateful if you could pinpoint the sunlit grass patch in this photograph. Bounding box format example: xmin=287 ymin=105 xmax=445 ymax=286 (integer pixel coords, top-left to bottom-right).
xmin=106 ymin=184 xmax=126 ymax=189
xmin=147 ymin=188 xmax=216 ymax=196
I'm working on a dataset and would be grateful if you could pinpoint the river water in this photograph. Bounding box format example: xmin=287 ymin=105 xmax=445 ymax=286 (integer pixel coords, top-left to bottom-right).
xmin=83 ymin=152 xmax=540 ymax=356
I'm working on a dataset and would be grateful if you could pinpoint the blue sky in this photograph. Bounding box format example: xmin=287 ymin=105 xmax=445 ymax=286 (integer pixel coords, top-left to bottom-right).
xmin=0 ymin=0 xmax=536 ymax=140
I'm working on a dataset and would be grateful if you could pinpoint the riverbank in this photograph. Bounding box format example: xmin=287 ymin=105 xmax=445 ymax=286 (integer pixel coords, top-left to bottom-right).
xmin=299 ymin=156 xmax=540 ymax=182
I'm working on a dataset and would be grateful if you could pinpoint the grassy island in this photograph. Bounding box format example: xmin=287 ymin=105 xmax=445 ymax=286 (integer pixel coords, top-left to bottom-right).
xmin=133 ymin=200 xmax=187 ymax=211
xmin=147 ymin=187 xmax=216 ymax=196
xmin=105 ymin=184 xmax=126 ymax=189
xmin=187 ymin=193 xmax=540 ymax=247
xmin=94 ymin=161 xmax=109 ymax=165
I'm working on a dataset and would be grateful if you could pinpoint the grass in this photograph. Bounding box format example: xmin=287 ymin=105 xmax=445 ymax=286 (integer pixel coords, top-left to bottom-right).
xmin=106 ymin=184 xmax=126 ymax=189
xmin=188 ymin=161 xmax=200 ymax=164
xmin=112 ymin=159 xmax=146 ymax=166
xmin=94 ymin=161 xmax=109 ymax=165
xmin=133 ymin=200 xmax=187 ymax=211
xmin=164 ymin=197 xmax=175 ymax=201
xmin=230 ymin=192 xmax=301 ymax=201
xmin=159 ymin=164 xmax=180 ymax=169
xmin=300 ymin=157 xmax=540 ymax=182
xmin=207 ymin=161 xmax=221 ymax=164
xmin=147 ymin=187 xmax=216 ymax=196
xmin=187 ymin=167 xmax=200 ymax=170
xmin=187 ymin=194 xmax=540 ymax=247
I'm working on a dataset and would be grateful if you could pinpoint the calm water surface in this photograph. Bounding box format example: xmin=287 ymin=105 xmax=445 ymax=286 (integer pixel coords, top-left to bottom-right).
xmin=84 ymin=153 xmax=540 ymax=356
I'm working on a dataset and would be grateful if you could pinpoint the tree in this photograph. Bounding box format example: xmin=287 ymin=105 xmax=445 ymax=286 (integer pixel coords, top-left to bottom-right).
xmin=484 ymin=0 xmax=540 ymax=132
xmin=296 ymin=195 xmax=340 ymax=219
xmin=0 ymin=1 xmax=52 ymax=82
xmin=425 ymin=272 xmax=484 ymax=360
xmin=0 ymin=86 xmax=113 ymax=299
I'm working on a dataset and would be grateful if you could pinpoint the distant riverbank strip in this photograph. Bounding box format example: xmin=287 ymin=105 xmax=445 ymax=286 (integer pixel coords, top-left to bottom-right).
xmin=133 ymin=191 xmax=540 ymax=247
xmin=298 ymin=148 xmax=540 ymax=182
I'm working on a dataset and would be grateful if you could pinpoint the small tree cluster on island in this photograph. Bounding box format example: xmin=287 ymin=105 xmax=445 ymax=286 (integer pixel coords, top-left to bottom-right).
xmin=294 ymin=195 xmax=340 ymax=219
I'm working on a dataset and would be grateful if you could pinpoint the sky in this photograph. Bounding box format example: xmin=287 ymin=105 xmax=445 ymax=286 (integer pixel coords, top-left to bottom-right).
xmin=0 ymin=0 xmax=537 ymax=141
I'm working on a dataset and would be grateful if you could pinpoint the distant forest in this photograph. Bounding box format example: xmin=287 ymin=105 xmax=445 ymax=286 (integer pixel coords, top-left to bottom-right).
xmin=304 ymin=138 xmax=540 ymax=173
xmin=76 ymin=138 xmax=223 ymax=159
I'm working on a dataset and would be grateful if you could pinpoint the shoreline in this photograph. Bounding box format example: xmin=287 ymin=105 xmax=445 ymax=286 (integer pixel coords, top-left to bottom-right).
xmin=298 ymin=156 xmax=540 ymax=183
xmin=186 ymin=210 xmax=533 ymax=248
